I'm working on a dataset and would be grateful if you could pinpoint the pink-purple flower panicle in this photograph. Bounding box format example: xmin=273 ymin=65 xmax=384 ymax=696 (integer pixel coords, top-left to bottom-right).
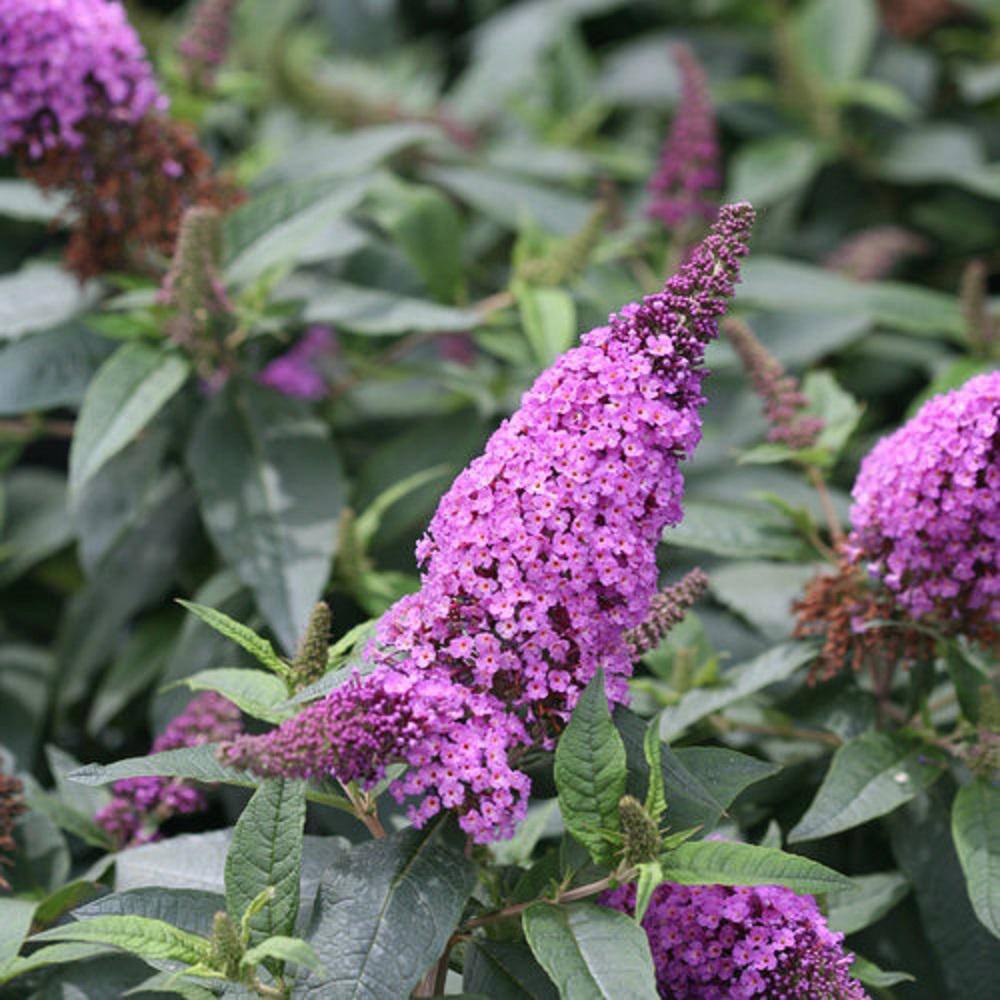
xmin=221 ymin=202 xmax=755 ymax=842
xmin=177 ymin=0 xmax=239 ymax=89
xmin=259 ymin=326 xmax=339 ymax=401
xmin=647 ymin=45 xmax=721 ymax=231
xmin=846 ymin=370 xmax=999 ymax=631
xmin=96 ymin=692 xmax=242 ymax=848
xmin=601 ymin=881 xmax=869 ymax=999
xmin=0 ymin=0 xmax=164 ymax=158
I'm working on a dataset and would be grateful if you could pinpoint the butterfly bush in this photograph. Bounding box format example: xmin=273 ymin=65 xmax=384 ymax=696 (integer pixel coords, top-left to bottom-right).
xmin=178 ymin=0 xmax=240 ymax=88
xmin=0 ymin=765 xmax=25 ymax=890
xmin=0 ymin=0 xmax=164 ymax=158
xmin=220 ymin=202 xmax=755 ymax=842
xmin=647 ymin=45 xmax=720 ymax=231
xmin=601 ymin=881 xmax=868 ymax=1000
xmin=846 ymin=370 xmax=999 ymax=631
xmin=96 ymin=693 xmax=242 ymax=848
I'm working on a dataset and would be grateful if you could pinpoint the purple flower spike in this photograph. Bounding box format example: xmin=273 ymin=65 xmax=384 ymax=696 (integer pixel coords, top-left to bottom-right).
xmin=601 ymin=881 xmax=869 ymax=999
xmin=0 ymin=0 xmax=165 ymax=158
xmin=847 ymin=370 xmax=1000 ymax=631
xmin=96 ymin=692 xmax=242 ymax=848
xmin=647 ymin=45 xmax=721 ymax=231
xmin=222 ymin=203 xmax=755 ymax=842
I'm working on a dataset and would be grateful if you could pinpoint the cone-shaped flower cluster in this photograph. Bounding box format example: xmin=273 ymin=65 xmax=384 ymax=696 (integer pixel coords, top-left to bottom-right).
xmin=723 ymin=317 xmax=824 ymax=450
xmin=221 ymin=202 xmax=755 ymax=842
xmin=0 ymin=0 xmax=164 ymax=158
xmin=601 ymin=881 xmax=869 ymax=999
xmin=96 ymin=693 xmax=242 ymax=848
xmin=178 ymin=0 xmax=240 ymax=89
xmin=647 ymin=45 xmax=720 ymax=231
xmin=846 ymin=371 xmax=999 ymax=631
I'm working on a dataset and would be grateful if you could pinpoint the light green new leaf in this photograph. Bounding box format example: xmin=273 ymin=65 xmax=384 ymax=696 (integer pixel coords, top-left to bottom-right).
xmin=176 ymin=600 xmax=289 ymax=678
xmin=31 ymin=915 xmax=212 ymax=965
xmin=554 ymin=669 xmax=628 ymax=864
xmin=523 ymin=903 xmax=658 ymax=1000
xmin=795 ymin=0 xmax=876 ymax=86
xmin=69 ymin=343 xmax=189 ymax=494
xmin=0 ymin=898 xmax=37 ymax=964
xmin=242 ymin=936 xmax=324 ymax=974
xmin=0 ymin=942 xmax=116 ymax=987
xmin=226 ymin=779 xmax=306 ymax=946
xmin=178 ymin=668 xmax=291 ymax=722
xmin=850 ymin=955 xmax=916 ymax=988
xmin=789 ymin=732 xmax=943 ymax=842
xmin=642 ymin=723 xmax=666 ymax=822
xmin=952 ymin=780 xmax=1000 ymax=939
xmin=516 ymin=284 xmax=577 ymax=367
xmin=659 ymin=841 xmax=853 ymax=893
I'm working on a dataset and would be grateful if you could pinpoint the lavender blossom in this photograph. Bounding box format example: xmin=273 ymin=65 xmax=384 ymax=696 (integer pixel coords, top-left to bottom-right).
xmin=222 ymin=203 xmax=755 ymax=842
xmin=0 ymin=0 xmax=164 ymax=158
xmin=259 ymin=327 xmax=338 ymax=401
xmin=647 ymin=45 xmax=721 ymax=231
xmin=177 ymin=0 xmax=240 ymax=89
xmin=723 ymin=317 xmax=824 ymax=450
xmin=96 ymin=693 xmax=242 ymax=848
xmin=601 ymin=881 xmax=869 ymax=999
xmin=846 ymin=371 xmax=999 ymax=630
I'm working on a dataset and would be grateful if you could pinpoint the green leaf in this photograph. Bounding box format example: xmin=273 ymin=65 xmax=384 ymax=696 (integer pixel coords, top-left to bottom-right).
xmin=641 ymin=722 xmax=666 ymax=821
xmin=0 ymin=468 xmax=71 ymax=585
xmin=659 ymin=841 xmax=853 ymax=893
xmin=0 ymin=898 xmax=38 ymax=963
xmin=427 ymin=165 xmax=591 ymax=235
xmin=516 ymin=284 xmax=577 ymax=367
xmin=672 ymin=747 xmax=781 ymax=818
xmin=31 ymin=915 xmax=212 ymax=965
xmin=187 ymin=381 xmax=347 ymax=652
xmin=176 ymin=600 xmax=289 ymax=677
xmin=300 ymin=825 xmax=476 ymax=998
xmin=70 ymin=744 xmax=249 ymax=788
xmin=0 ymin=264 xmax=97 ymax=340
xmin=663 ymin=500 xmax=811 ymax=561
xmin=522 ymin=902 xmax=658 ymax=1000
xmin=0 ymin=180 xmax=68 ymax=221
xmin=952 ymin=780 xmax=1000 ymax=939
xmin=709 ymin=563 xmax=820 ymax=640
xmin=222 ymin=175 xmax=370 ymax=284
xmin=368 ymin=177 xmax=466 ymax=303
xmin=633 ymin=861 xmax=665 ymax=924
xmin=801 ymin=370 xmax=862 ymax=460
xmin=795 ymin=0 xmax=876 ymax=85
xmin=825 ymin=871 xmax=910 ymax=934
xmin=789 ymin=732 xmax=944 ymax=842
xmin=225 ymin=779 xmax=306 ymax=946
xmin=727 ymin=136 xmax=827 ymax=207
xmin=888 ymin=783 xmax=1000 ymax=999
xmin=75 ymin=887 xmax=225 ymax=938
xmin=178 ymin=667 xmax=291 ymax=722
xmin=297 ymin=279 xmax=480 ymax=335
xmin=25 ymin=787 xmax=115 ymax=851
xmin=659 ymin=643 xmax=816 ymax=740
xmin=69 ymin=343 xmax=190 ymax=494
xmin=0 ymin=323 xmax=112 ymax=415
xmin=849 ymin=955 xmax=915 ymax=988
xmin=242 ymin=935 xmax=324 ymax=974
xmin=0 ymin=942 xmax=117 ymax=987
xmin=463 ymin=938 xmax=558 ymax=1000
xmin=554 ymin=670 xmax=628 ymax=864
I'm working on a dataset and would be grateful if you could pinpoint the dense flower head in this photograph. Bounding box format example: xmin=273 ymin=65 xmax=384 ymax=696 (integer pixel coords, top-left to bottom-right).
xmin=96 ymin=693 xmax=242 ymax=848
xmin=259 ymin=327 xmax=339 ymax=400
xmin=220 ymin=667 xmax=531 ymax=842
xmin=0 ymin=0 xmax=164 ymax=158
xmin=222 ymin=202 xmax=754 ymax=841
xmin=647 ymin=45 xmax=721 ymax=231
xmin=601 ymin=881 xmax=868 ymax=999
xmin=846 ymin=371 xmax=1000 ymax=630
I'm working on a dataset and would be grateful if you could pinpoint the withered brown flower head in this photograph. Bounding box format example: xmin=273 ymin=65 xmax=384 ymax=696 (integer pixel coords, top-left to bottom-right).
xmin=626 ymin=568 xmax=710 ymax=658
xmin=0 ymin=767 xmax=26 ymax=891
xmin=793 ymin=557 xmax=934 ymax=684
xmin=21 ymin=115 xmax=241 ymax=280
